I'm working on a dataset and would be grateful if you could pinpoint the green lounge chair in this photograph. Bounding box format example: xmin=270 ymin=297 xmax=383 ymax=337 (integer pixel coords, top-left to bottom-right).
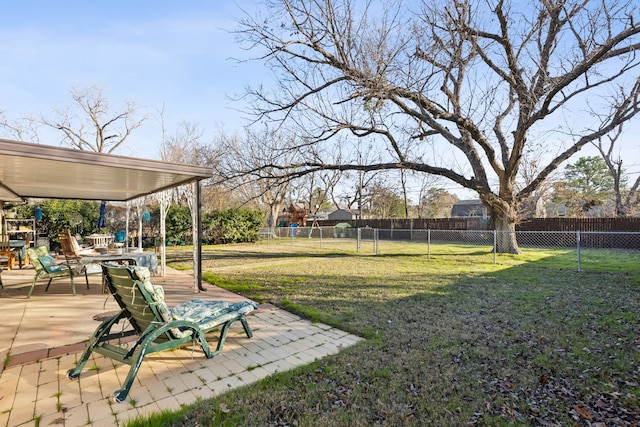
xmin=26 ymin=246 xmax=78 ymax=297
xmin=67 ymin=264 xmax=257 ymax=403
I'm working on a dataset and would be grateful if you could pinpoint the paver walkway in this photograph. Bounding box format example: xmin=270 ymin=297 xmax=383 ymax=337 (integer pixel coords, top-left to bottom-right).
xmin=0 ymin=263 xmax=362 ymax=426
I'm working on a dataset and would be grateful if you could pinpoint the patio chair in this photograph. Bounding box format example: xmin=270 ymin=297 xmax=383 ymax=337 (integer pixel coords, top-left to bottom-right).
xmin=0 ymin=236 xmax=18 ymax=270
xmin=58 ymin=230 xmax=98 ymax=287
xmin=67 ymin=264 xmax=258 ymax=403
xmin=18 ymin=232 xmax=31 ymax=268
xmin=26 ymin=246 xmax=77 ymax=297
xmin=58 ymin=230 xmax=97 ymax=258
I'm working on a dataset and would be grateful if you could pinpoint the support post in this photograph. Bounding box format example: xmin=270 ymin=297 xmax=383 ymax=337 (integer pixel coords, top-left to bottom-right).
xmin=493 ymin=230 xmax=497 ymax=264
xmin=195 ymin=181 xmax=204 ymax=291
xmin=196 ymin=181 xmax=205 ymax=291
xmin=577 ymin=231 xmax=581 ymax=272
xmin=375 ymin=228 xmax=379 ymax=255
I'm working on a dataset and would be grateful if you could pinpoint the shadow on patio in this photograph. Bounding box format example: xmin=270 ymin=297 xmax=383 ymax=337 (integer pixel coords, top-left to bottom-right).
xmin=0 ymin=261 xmax=362 ymax=426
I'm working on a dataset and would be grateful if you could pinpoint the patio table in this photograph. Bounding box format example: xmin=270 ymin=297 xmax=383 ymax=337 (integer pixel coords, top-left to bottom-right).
xmin=9 ymin=239 xmax=27 ymax=268
xmin=79 ymin=252 xmax=158 ymax=274
xmin=85 ymin=234 xmax=114 ymax=247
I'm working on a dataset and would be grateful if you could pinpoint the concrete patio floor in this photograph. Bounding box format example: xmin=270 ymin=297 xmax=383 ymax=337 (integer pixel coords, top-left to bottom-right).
xmin=0 ymin=261 xmax=362 ymax=426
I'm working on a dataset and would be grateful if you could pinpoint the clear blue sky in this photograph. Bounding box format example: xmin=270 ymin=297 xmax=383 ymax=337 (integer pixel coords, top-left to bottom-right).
xmin=0 ymin=0 xmax=261 ymax=158
xmin=1 ymin=1 xmax=638 ymax=198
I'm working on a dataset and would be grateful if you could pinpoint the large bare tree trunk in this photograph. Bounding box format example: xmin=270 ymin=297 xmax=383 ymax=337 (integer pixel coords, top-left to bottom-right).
xmin=267 ymin=201 xmax=284 ymax=231
xmin=493 ymin=213 xmax=520 ymax=254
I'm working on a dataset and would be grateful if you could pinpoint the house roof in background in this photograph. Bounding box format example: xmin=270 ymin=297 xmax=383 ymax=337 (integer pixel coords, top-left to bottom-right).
xmin=451 ymin=199 xmax=487 ymax=217
xmin=0 ymin=139 xmax=213 ymax=203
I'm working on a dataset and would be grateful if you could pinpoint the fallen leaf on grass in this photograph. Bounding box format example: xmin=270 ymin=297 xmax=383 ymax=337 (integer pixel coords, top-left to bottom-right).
xmin=573 ymin=405 xmax=592 ymax=420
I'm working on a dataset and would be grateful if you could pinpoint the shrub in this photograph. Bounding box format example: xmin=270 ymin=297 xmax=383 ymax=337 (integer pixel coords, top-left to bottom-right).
xmin=165 ymin=205 xmax=192 ymax=245
xmin=203 ymin=208 xmax=264 ymax=244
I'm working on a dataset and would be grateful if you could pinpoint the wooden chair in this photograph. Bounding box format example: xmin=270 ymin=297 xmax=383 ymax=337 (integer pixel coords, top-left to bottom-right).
xmin=58 ymin=230 xmax=95 ymax=258
xmin=58 ymin=231 xmax=79 ymax=262
xmin=26 ymin=246 xmax=76 ymax=297
xmin=58 ymin=230 xmax=98 ymax=287
xmin=67 ymin=264 xmax=257 ymax=403
xmin=21 ymin=232 xmax=31 ymax=266
xmin=0 ymin=235 xmax=18 ymax=270
xmin=14 ymin=232 xmax=31 ymax=268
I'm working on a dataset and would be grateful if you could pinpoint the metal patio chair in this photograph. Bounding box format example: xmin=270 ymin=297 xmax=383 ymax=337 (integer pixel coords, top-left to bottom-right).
xmin=67 ymin=264 xmax=258 ymax=403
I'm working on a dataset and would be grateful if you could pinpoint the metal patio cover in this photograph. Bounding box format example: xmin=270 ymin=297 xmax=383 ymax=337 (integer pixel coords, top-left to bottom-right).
xmin=0 ymin=138 xmax=213 ymax=202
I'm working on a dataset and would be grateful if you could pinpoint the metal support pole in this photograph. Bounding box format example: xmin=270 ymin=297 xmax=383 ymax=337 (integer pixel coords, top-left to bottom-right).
xmin=357 ymin=228 xmax=361 ymax=253
xmin=427 ymin=229 xmax=431 ymax=259
xmin=375 ymin=228 xmax=379 ymax=255
xmin=577 ymin=230 xmax=581 ymax=272
xmin=410 ymin=219 xmax=413 ymax=240
xmin=195 ymin=181 xmax=204 ymax=291
xmin=493 ymin=230 xmax=497 ymax=264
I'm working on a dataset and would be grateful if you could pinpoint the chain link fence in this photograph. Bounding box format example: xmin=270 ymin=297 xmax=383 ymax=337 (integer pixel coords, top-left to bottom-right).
xmin=262 ymin=226 xmax=640 ymax=272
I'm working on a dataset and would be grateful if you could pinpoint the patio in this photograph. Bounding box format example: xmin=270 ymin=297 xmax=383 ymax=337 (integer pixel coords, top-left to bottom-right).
xmin=0 ymin=264 xmax=362 ymax=426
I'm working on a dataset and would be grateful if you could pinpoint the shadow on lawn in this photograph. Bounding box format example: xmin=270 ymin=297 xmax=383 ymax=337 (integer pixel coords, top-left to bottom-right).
xmin=182 ymin=250 xmax=640 ymax=426
xmin=169 ymin=249 xmax=336 ymax=263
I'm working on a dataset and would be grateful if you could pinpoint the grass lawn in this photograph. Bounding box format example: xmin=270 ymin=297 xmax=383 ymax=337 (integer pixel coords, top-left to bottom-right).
xmin=128 ymin=241 xmax=640 ymax=426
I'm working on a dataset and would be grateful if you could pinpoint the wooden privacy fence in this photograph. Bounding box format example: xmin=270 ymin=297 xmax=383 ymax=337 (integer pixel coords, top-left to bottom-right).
xmin=319 ymin=217 xmax=640 ymax=232
xmin=516 ymin=217 xmax=640 ymax=232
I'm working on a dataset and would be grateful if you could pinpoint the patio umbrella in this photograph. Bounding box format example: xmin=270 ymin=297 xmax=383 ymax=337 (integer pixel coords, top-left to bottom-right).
xmin=98 ymin=201 xmax=107 ymax=229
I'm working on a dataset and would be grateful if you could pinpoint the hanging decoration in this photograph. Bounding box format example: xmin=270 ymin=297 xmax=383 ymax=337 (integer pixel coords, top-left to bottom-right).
xmin=98 ymin=201 xmax=107 ymax=229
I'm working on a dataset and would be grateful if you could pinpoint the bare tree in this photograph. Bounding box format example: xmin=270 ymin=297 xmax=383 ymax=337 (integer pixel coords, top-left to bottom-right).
xmin=216 ymin=128 xmax=302 ymax=232
xmin=398 ymin=170 xmax=408 ymax=218
xmin=159 ymin=120 xmax=215 ymax=292
xmin=43 ymin=85 xmax=146 ymax=153
xmin=368 ymin=183 xmax=406 ymax=219
xmin=161 ymin=119 xmax=219 ymax=209
xmin=415 ymin=174 xmax=448 ymax=218
xmin=0 ymin=110 xmax=41 ymax=143
xmin=160 ymin=120 xmax=214 ymax=213
xmin=515 ymin=149 xmax=559 ymax=218
xmin=156 ymin=110 xmax=226 ymax=210
xmin=234 ymin=0 xmax=640 ymax=252
xmin=298 ymin=172 xmax=332 ymax=214
xmin=317 ymin=169 xmax=343 ymax=211
xmin=160 ymin=120 xmax=215 ymax=166
xmin=421 ymin=188 xmax=460 ymax=218
xmin=337 ymin=170 xmax=383 ymax=215
xmin=594 ymin=124 xmax=640 ymax=216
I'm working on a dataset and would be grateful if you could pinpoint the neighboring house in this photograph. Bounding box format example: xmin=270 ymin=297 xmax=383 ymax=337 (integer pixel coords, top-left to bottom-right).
xmin=518 ymin=195 xmax=548 ymax=218
xmin=450 ymin=197 xmax=617 ymax=220
xmin=544 ymin=200 xmax=614 ymax=217
xmin=544 ymin=201 xmax=569 ymax=217
xmin=328 ymin=209 xmax=358 ymax=221
xmin=312 ymin=211 xmax=329 ymax=220
xmin=450 ymin=200 xmax=489 ymax=218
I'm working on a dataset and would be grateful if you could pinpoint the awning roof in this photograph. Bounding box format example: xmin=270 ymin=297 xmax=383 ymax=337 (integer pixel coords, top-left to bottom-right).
xmin=0 ymin=138 xmax=213 ymax=202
